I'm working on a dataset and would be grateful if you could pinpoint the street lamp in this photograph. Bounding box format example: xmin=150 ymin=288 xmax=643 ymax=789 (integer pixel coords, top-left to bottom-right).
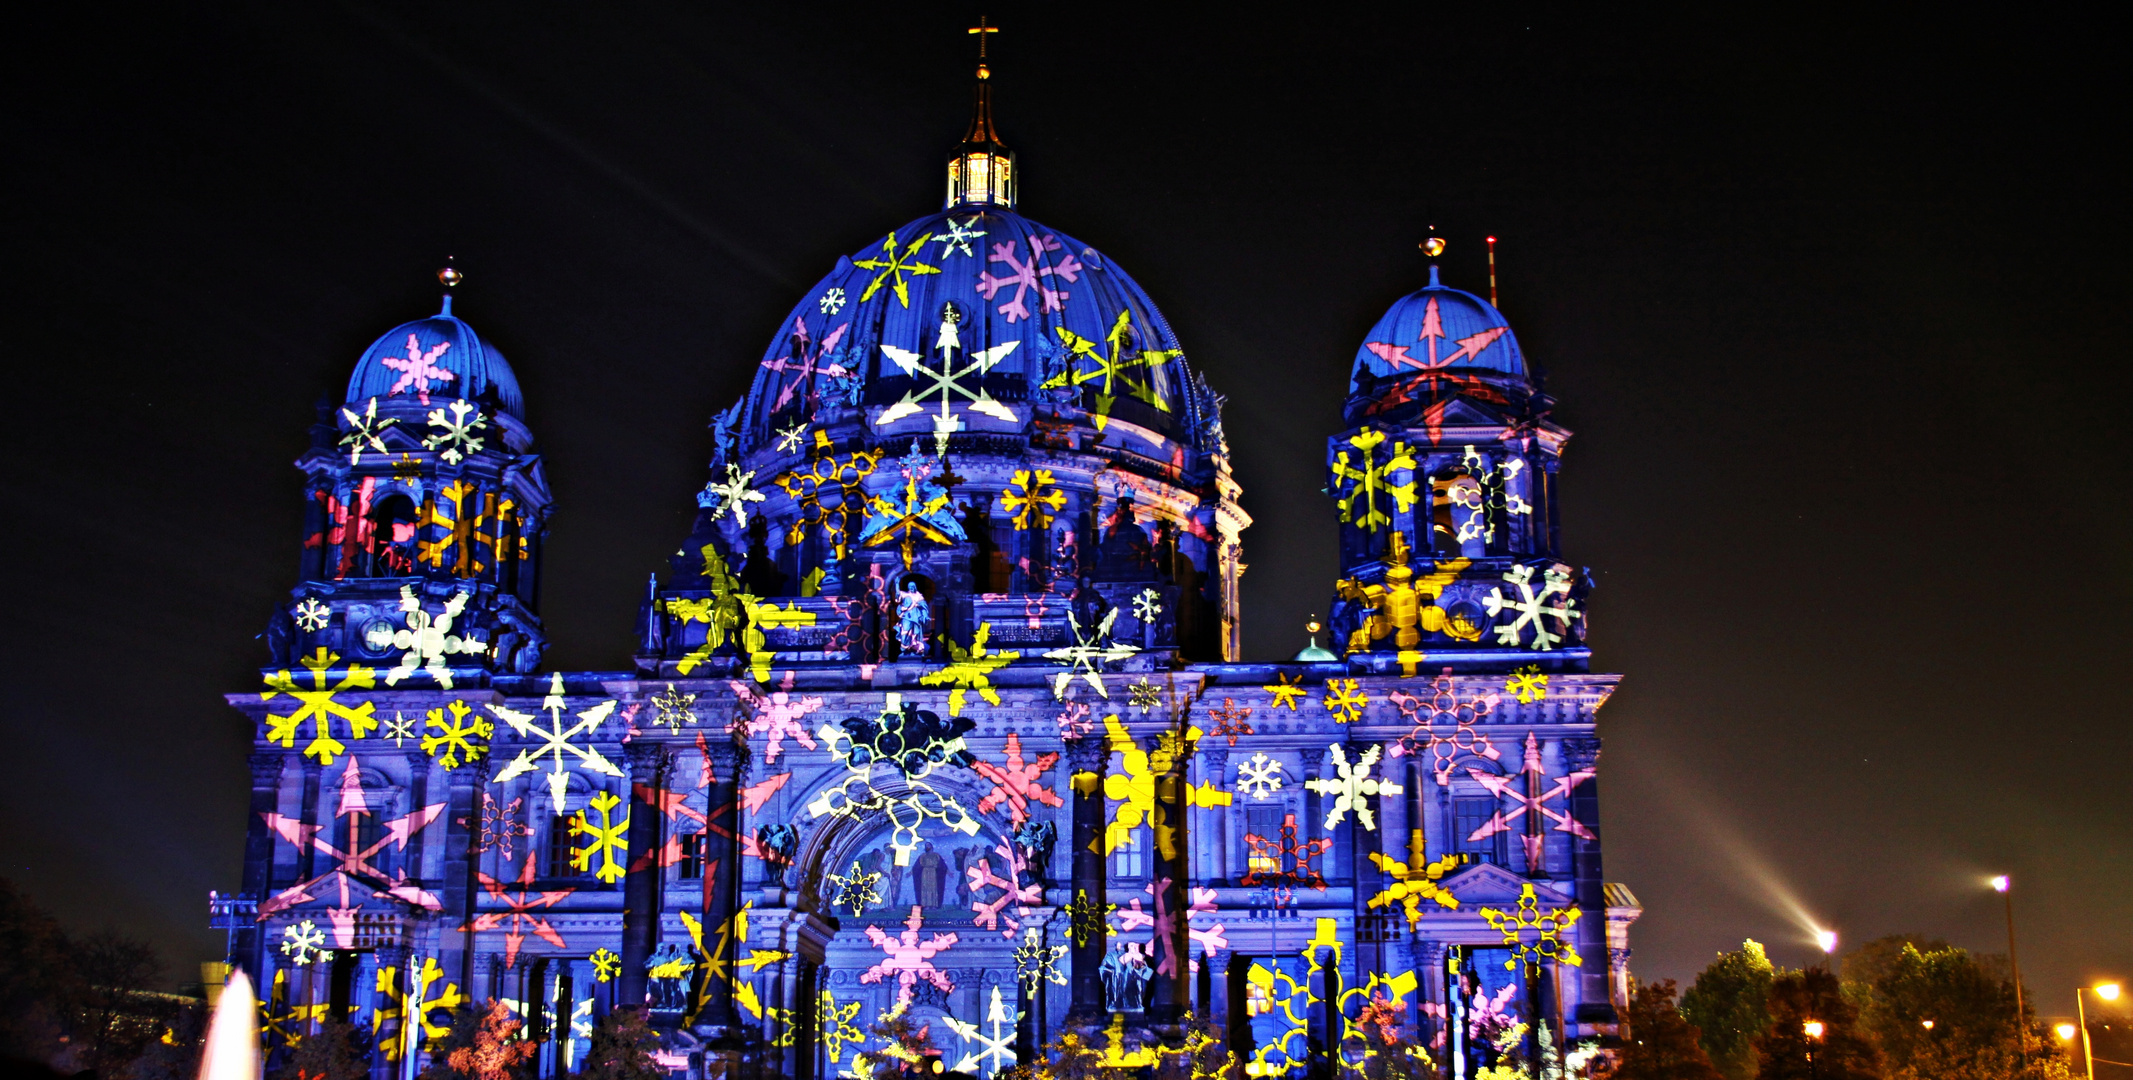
xmin=2057 ymin=1023 xmax=2079 ymax=1042
xmin=2076 ymin=982 xmax=2124 ymax=1080
xmin=1992 ymin=875 xmax=2026 ymax=1066
xmin=1815 ymin=930 xmax=1839 ymax=958
xmin=1804 ymin=1020 xmax=1825 ymax=1080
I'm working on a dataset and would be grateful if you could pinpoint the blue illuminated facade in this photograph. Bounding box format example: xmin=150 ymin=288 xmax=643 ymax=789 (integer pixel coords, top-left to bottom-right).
xmin=217 ymin=66 xmax=1638 ymax=1079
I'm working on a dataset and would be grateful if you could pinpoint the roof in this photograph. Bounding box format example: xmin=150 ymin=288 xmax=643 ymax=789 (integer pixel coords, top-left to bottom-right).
xmin=1349 ymin=265 xmax=1526 ymax=395
xmin=730 ymin=207 xmax=1217 ymax=453
xmin=345 ymin=296 xmax=525 ymax=419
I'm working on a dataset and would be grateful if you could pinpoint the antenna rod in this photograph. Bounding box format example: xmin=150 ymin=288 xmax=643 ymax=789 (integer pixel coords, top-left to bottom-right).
xmin=1487 ymin=236 xmax=1499 ymax=308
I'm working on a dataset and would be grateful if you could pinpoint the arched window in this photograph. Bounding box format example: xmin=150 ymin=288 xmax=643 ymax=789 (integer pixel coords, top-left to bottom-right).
xmin=366 ymin=493 xmax=418 ymax=576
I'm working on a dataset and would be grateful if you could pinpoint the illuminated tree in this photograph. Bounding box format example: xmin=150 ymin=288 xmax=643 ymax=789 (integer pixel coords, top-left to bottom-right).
xmin=437 ymin=1001 xmax=539 ymax=1080
xmin=272 ymin=1017 xmax=367 ymax=1080
xmin=575 ymin=1008 xmax=665 ymax=1080
xmin=1754 ymin=969 xmax=1882 ymax=1080
xmin=1849 ymin=941 xmax=2072 ymax=1080
xmin=1613 ymin=980 xmax=1725 ymax=1080
xmin=1682 ymin=939 xmax=1788 ymax=1080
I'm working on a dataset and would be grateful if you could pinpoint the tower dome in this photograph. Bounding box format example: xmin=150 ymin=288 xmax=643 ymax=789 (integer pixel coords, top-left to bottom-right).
xmin=1345 ymin=266 xmax=1525 ymax=426
xmin=346 ymin=296 xmax=525 ymax=419
xmin=725 ymin=207 xmax=1218 ymax=458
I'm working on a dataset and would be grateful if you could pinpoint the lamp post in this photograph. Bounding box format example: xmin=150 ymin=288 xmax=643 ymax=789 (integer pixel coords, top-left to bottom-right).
xmin=1804 ymin=1020 xmax=1825 ymax=1080
xmin=2076 ymin=982 xmax=2123 ymax=1080
xmin=1992 ymin=875 xmax=2025 ymax=1066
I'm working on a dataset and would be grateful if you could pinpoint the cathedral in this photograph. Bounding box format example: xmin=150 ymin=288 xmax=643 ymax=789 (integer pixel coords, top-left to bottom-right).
xmin=213 ymin=40 xmax=1639 ymax=1079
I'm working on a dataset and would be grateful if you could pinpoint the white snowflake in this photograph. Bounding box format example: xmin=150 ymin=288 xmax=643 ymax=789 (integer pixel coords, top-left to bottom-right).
xmin=1238 ymin=753 xmax=1285 ymax=801
xmin=698 ymin=464 xmax=766 ymax=526
xmin=1042 ymin=608 xmax=1140 ymax=699
xmin=1132 ymin=588 xmax=1162 ymax=623
xmin=1303 ymin=742 xmax=1402 ymax=832
xmin=383 ymin=711 xmax=417 ymax=747
xmin=488 ymin=671 xmax=625 ymax=805
xmin=943 ymin=985 xmax=1019 ymax=1075
xmin=422 ymin=400 xmax=487 ymax=464
xmin=876 ymin=305 xmax=1020 ymax=455
xmin=338 ymin=397 xmax=397 ymax=464
xmin=292 ymin=597 xmax=331 ymax=633
xmin=975 ymin=234 xmax=1084 ymax=323
xmin=1483 ymin=563 xmax=1582 ymax=651
xmin=280 ymin=920 xmax=326 ymax=966
xmin=819 ymin=287 xmax=846 ymax=314
xmin=935 ymin=215 xmax=987 ymax=258
xmin=775 ymin=424 xmax=808 ymax=452
xmin=365 ymin=585 xmax=485 ymax=689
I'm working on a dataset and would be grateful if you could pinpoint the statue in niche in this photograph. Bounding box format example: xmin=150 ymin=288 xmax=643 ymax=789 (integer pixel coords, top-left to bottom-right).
xmin=1094 ymin=493 xmax=1156 ymax=581
xmin=1013 ymin=819 xmax=1057 ymax=888
xmin=1100 ymin=944 xmax=1154 ymax=1011
xmin=894 ymin=577 xmax=930 ymax=658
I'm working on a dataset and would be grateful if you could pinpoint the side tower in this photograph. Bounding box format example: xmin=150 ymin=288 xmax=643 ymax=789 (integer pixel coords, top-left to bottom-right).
xmin=218 ymin=277 xmax=560 ymax=1062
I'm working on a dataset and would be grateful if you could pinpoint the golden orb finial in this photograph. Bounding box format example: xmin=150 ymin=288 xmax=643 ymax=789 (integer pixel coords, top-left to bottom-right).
xmin=1305 ymin=617 xmax=1323 ymax=636
xmin=437 ymin=262 xmax=464 ymax=288
xmin=1419 ymin=235 xmax=1447 ymax=258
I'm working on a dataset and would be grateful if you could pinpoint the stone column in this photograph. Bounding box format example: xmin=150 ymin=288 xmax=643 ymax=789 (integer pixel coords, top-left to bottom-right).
xmin=449 ymin=760 xmax=489 ymax=994
xmin=297 ymin=759 xmax=323 ymax=881
xmin=1415 ymin=940 xmax=1448 ymax=1046
xmin=618 ymin=743 xmax=670 ymax=1013
xmin=403 ymin=752 xmax=433 ymax=882
xmin=1064 ymin=734 xmax=1109 ymax=1024
xmin=1146 ymin=733 xmax=1190 ymax=1023
xmin=696 ymin=734 xmax=747 ymax=1038
xmin=1350 ymin=740 xmax=1386 ymax=991
xmin=1565 ymin=734 xmax=1610 ymax=1023
xmin=1201 ymin=747 xmax=1230 ymax=882
xmin=239 ymin=752 xmax=286 ymax=975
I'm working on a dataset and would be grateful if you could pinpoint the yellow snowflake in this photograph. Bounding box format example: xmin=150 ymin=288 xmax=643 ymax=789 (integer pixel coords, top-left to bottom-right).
xmin=1506 ymin=665 xmax=1549 ymax=704
xmin=261 ymin=648 xmax=378 ymax=765
xmin=1001 ymin=469 xmax=1067 ymax=530
xmin=1323 ymin=678 xmax=1369 ymax=724
xmin=1264 ymin=672 xmax=1307 ymax=711
xmin=918 ymin=623 xmax=1019 ymax=716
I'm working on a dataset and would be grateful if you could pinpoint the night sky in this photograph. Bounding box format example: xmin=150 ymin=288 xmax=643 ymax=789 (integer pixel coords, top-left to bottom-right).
xmin=5 ymin=5 xmax=2126 ymax=1013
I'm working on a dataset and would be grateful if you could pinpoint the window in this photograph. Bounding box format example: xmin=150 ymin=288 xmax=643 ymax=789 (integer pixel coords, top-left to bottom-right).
xmin=548 ymin=813 xmax=579 ymax=877
xmin=1245 ymin=979 xmax=1272 ymax=1017
xmin=1454 ymin=797 xmax=1508 ymax=866
xmin=678 ymin=833 xmax=705 ymax=880
xmin=1113 ymin=826 xmax=1145 ymax=880
xmin=1244 ymin=806 xmax=1284 ymax=876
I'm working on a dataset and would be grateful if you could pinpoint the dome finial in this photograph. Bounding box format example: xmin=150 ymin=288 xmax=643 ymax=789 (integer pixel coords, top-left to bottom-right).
xmin=437 ymin=258 xmax=463 ymax=316
xmin=1419 ymin=231 xmax=1446 ymax=259
xmin=947 ymin=17 xmax=1016 ymax=209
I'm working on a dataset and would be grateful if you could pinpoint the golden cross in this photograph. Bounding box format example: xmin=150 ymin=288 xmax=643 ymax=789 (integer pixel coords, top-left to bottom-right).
xmin=968 ymin=16 xmax=999 ymax=59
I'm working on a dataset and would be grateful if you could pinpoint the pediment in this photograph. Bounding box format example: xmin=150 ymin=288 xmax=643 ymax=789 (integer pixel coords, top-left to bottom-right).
xmin=1437 ymin=863 xmax=1574 ymax=908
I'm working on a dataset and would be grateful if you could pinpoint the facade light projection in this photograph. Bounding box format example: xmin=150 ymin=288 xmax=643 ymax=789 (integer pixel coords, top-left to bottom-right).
xmin=213 ymin=24 xmax=1634 ymax=1079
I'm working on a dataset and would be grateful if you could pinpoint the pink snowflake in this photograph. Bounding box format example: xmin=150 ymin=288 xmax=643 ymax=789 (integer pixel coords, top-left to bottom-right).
xmin=729 ymin=672 xmax=823 ymax=763
xmin=1186 ymin=886 xmax=1229 ymax=958
xmin=1389 ymin=674 xmax=1503 ymax=785
xmin=974 ymin=235 xmax=1083 ymax=322
xmin=760 ymin=319 xmax=850 ymax=412
xmin=972 ymin=732 xmax=1063 ymax=824
xmin=860 ymin=906 xmax=959 ymax=1006
xmin=1054 ymin=701 xmax=1096 ymax=740
xmin=966 ymin=843 xmax=1041 ymax=936
xmin=380 ymin=334 xmax=455 ymax=405
xmin=1465 ymin=731 xmax=1595 ymax=869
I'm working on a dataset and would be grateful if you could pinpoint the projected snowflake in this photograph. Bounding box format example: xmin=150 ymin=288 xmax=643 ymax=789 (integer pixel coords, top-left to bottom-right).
xmin=858 ymin=441 xmax=967 ymax=567
xmin=292 ymin=596 xmax=331 ymax=633
xmin=1064 ymin=889 xmax=1116 ymax=946
xmin=807 ymin=694 xmax=981 ymax=864
xmin=649 ymin=683 xmax=698 ymax=734
xmin=365 ymin=585 xmax=483 ymax=689
xmin=1484 ymin=563 xmax=1582 ymax=651
xmin=824 ymin=860 xmax=884 ymax=917
xmin=466 ymin=852 xmax=572 ymax=968
xmin=1303 ymin=742 xmax=1402 ymax=831
xmin=338 ymin=397 xmax=396 ymax=463
xmin=877 ymin=304 xmax=1021 ymax=455
xmin=567 ymin=791 xmax=629 ymax=884
xmin=1329 ymin=427 xmax=1419 ymax=532
xmin=731 ymin=672 xmax=823 ymax=763
xmin=1322 ymin=678 xmax=1369 ymax=724
xmin=772 ymin=448 xmax=884 ymax=559
xmin=1001 ymin=468 xmax=1066 ymax=530
xmin=943 ymin=985 xmax=1020 ymax=1075
xmin=1465 ymin=731 xmax=1595 ymax=869
xmin=589 ymin=948 xmax=621 ymax=983
xmin=1014 ymin=926 xmax=1069 ymax=996
xmin=1478 ymin=882 xmax=1582 ymax=972
xmin=853 ymin=228 xmax=942 ymax=307
xmin=280 ymin=920 xmax=326 ymax=966
xmin=972 ymin=732 xmax=1062 ymax=825
xmin=1240 ymin=812 xmax=1331 ymax=909
xmin=261 ymin=648 xmax=378 ymax=766
xmin=699 ymin=464 xmax=767 ymax=527
xmin=1389 ymin=674 xmax=1503 ymax=785
xmin=420 ymin=700 xmax=492 ymax=770
xmin=487 ymin=672 xmax=624 ymax=805
xmin=966 ymin=842 xmax=1041 ymax=936
xmin=920 ymin=622 xmax=1019 ymax=716
xmin=1264 ymin=672 xmax=1307 ymax=711
xmin=860 ymin=906 xmax=959 ymax=1007
xmin=1043 ymin=608 xmax=1139 ymax=699
xmin=422 ymin=400 xmax=486 ymax=464
xmin=1365 ymin=834 xmax=1465 ymax=930
xmin=1238 ymin=753 xmax=1285 ymax=801
xmin=977 ymin=234 xmax=1083 ymax=322
xmin=1101 ymin=715 xmax=1230 ymax=856
xmin=1506 ymin=665 xmax=1549 ymax=704
xmin=1041 ymin=307 xmax=1179 ymax=430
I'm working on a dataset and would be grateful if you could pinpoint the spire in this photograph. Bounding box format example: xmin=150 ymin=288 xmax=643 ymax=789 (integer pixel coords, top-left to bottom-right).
xmin=946 ymin=17 xmax=1016 ymax=210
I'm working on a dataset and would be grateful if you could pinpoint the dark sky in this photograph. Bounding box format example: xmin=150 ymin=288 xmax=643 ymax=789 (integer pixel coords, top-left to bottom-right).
xmin=5 ymin=4 xmax=2126 ymax=1010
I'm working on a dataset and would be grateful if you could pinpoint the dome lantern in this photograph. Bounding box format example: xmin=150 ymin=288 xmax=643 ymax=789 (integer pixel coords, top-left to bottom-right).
xmin=945 ymin=18 xmax=1016 ymax=210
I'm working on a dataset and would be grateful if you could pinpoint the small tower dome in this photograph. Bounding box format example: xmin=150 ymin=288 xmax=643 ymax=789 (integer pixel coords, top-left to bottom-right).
xmin=1344 ymin=265 xmax=1525 ymax=425
xmin=346 ymin=295 xmax=525 ymax=419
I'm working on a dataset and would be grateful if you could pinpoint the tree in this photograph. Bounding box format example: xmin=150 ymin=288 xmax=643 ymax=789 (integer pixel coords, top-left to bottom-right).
xmin=1754 ymin=969 xmax=1881 ymax=1080
xmin=272 ymin=1017 xmax=368 ymax=1080
xmin=419 ymin=1001 xmax=537 ymax=1080
xmin=852 ymin=1004 xmax=938 ymax=1076
xmin=1850 ymin=943 xmax=2073 ymax=1080
xmin=71 ymin=930 xmax=176 ymax=1076
xmin=1614 ymin=981 xmax=1726 ymax=1080
xmin=574 ymin=1007 xmax=665 ymax=1080
xmin=0 ymin=878 xmax=77 ymax=1068
xmin=1683 ymin=941 xmax=1789 ymax=1080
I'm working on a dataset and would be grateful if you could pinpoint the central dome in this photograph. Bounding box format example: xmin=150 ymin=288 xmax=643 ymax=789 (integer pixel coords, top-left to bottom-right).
xmin=731 ymin=208 xmax=1212 ymax=454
